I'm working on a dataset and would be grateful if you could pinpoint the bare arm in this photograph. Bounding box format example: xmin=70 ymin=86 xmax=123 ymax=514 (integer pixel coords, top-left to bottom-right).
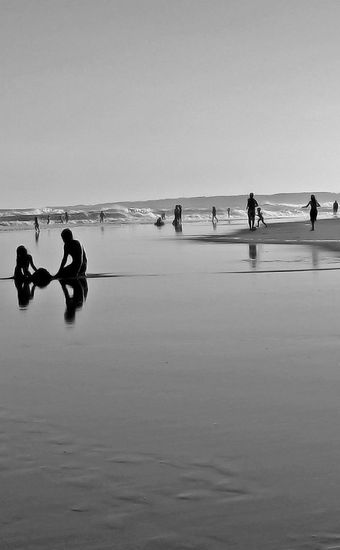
xmin=55 ymin=250 xmax=68 ymax=277
xmin=28 ymin=256 xmax=37 ymax=272
xmin=302 ymin=201 xmax=311 ymax=208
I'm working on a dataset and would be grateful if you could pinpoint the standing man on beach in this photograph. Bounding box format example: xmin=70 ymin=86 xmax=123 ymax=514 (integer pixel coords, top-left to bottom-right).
xmin=246 ymin=193 xmax=258 ymax=231
xmin=55 ymin=229 xmax=87 ymax=278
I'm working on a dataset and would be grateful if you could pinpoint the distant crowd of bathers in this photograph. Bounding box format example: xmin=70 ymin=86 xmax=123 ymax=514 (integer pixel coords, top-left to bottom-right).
xmin=15 ymin=194 xmax=340 ymax=285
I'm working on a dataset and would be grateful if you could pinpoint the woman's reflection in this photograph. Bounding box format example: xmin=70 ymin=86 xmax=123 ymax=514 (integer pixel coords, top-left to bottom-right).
xmin=15 ymin=279 xmax=35 ymax=309
xmin=60 ymin=278 xmax=88 ymax=324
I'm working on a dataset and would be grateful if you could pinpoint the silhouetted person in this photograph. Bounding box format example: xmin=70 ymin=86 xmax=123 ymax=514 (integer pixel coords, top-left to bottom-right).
xmin=65 ymin=211 xmax=69 ymax=223
xmin=247 ymin=193 xmax=258 ymax=231
xmin=227 ymin=207 xmax=231 ymax=218
xmin=99 ymin=210 xmax=105 ymax=223
xmin=303 ymin=194 xmax=320 ymax=231
xmin=154 ymin=216 xmax=164 ymax=227
xmin=212 ymin=206 xmax=218 ymax=224
xmin=34 ymin=216 xmax=40 ymax=233
xmin=246 ymin=193 xmax=258 ymax=230
xmin=60 ymin=278 xmax=88 ymax=324
xmin=161 ymin=212 xmax=166 ymax=220
xmin=47 ymin=215 xmax=50 ymax=224
xmin=333 ymin=200 xmax=338 ymax=215
xmin=256 ymin=207 xmax=267 ymax=227
xmin=55 ymin=229 xmax=87 ymax=278
xmin=173 ymin=205 xmax=182 ymax=226
xmin=14 ymin=245 xmax=37 ymax=281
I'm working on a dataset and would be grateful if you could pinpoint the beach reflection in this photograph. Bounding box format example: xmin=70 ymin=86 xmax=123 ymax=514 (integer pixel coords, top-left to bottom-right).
xmin=60 ymin=278 xmax=88 ymax=324
xmin=14 ymin=277 xmax=88 ymax=323
xmin=15 ymin=279 xmax=35 ymax=309
xmin=248 ymin=244 xmax=257 ymax=269
xmin=311 ymin=246 xmax=319 ymax=268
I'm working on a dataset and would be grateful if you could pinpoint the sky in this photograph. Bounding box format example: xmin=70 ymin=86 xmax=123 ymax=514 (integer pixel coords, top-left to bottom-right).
xmin=1 ymin=0 xmax=340 ymax=208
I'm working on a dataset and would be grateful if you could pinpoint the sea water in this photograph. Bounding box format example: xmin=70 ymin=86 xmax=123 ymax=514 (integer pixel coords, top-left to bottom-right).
xmin=1 ymin=222 xmax=340 ymax=549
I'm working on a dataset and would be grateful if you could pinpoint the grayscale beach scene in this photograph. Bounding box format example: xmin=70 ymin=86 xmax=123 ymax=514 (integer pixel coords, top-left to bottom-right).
xmin=2 ymin=2 xmax=340 ymax=549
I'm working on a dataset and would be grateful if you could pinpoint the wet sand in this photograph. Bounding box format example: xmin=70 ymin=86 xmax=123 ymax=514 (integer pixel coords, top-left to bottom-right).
xmin=195 ymin=216 xmax=340 ymax=250
xmin=1 ymin=222 xmax=340 ymax=549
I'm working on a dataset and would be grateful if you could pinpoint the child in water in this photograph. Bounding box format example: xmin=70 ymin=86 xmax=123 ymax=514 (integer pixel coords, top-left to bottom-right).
xmin=14 ymin=246 xmax=37 ymax=281
xmin=256 ymin=207 xmax=267 ymax=228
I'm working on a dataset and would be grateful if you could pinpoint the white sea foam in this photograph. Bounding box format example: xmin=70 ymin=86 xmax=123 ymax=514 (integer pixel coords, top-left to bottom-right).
xmin=1 ymin=192 xmax=338 ymax=229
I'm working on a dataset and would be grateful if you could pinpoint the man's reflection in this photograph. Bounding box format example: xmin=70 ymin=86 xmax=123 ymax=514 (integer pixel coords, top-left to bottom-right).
xmin=60 ymin=278 xmax=88 ymax=324
xmin=248 ymin=243 xmax=257 ymax=269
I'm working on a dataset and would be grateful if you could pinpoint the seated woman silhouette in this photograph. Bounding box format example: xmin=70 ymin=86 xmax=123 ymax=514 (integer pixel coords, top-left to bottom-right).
xmin=55 ymin=229 xmax=87 ymax=279
xmin=14 ymin=245 xmax=52 ymax=287
xmin=14 ymin=246 xmax=37 ymax=281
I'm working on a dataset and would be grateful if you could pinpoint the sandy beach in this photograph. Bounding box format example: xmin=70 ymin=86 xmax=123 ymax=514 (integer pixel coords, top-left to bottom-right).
xmin=1 ymin=219 xmax=340 ymax=549
xmin=196 ymin=216 xmax=340 ymax=249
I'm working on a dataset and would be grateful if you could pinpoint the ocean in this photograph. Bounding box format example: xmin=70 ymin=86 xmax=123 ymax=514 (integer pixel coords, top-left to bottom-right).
xmin=2 ymin=214 xmax=340 ymax=548
xmin=1 ymin=192 xmax=340 ymax=229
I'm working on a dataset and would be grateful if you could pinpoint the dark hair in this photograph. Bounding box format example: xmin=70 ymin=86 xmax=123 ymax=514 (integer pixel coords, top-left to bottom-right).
xmin=16 ymin=245 xmax=28 ymax=257
xmin=61 ymin=228 xmax=73 ymax=241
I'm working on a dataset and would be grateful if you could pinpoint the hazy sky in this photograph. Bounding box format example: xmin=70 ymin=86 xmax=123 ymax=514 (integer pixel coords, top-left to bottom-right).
xmin=2 ymin=0 xmax=340 ymax=208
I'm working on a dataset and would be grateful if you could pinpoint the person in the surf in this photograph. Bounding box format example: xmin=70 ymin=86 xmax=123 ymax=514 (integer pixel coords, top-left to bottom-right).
xmin=55 ymin=229 xmax=87 ymax=279
xmin=212 ymin=206 xmax=218 ymax=224
xmin=303 ymin=194 xmax=320 ymax=231
xmin=256 ymin=207 xmax=267 ymax=228
xmin=14 ymin=246 xmax=37 ymax=281
xmin=34 ymin=216 xmax=40 ymax=233
xmin=333 ymin=200 xmax=338 ymax=215
xmin=246 ymin=193 xmax=258 ymax=230
xmin=173 ymin=205 xmax=182 ymax=226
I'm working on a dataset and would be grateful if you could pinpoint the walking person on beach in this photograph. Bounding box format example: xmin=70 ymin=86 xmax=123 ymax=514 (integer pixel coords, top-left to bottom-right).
xmin=212 ymin=206 xmax=218 ymax=224
xmin=34 ymin=216 xmax=40 ymax=233
xmin=246 ymin=193 xmax=258 ymax=231
xmin=55 ymin=229 xmax=87 ymax=279
xmin=256 ymin=207 xmax=267 ymax=228
xmin=99 ymin=210 xmax=105 ymax=223
xmin=333 ymin=200 xmax=338 ymax=215
xmin=303 ymin=194 xmax=320 ymax=231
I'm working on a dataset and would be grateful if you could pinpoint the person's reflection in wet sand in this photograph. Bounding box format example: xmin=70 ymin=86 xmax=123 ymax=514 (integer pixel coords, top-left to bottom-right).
xmin=35 ymin=230 xmax=40 ymax=243
xmin=248 ymin=244 xmax=257 ymax=269
xmin=311 ymin=246 xmax=319 ymax=268
xmin=60 ymin=278 xmax=88 ymax=324
xmin=15 ymin=279 xmax=34 ymax=309
xmin=14 ymin=269 xmax=52 ymax=309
